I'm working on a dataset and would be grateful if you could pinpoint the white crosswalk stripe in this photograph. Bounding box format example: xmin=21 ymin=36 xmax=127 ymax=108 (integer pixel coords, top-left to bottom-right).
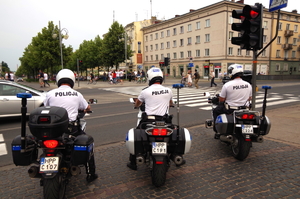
xmin=0 ymin=134 xmax=7 ymax=156
xmin=102 ymin=86 xmax=299 ymax=110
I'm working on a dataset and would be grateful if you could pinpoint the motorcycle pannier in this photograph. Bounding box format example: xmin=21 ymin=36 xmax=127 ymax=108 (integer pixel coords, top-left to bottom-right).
xmin=170 ymin=128 xmax=192 ymax=155
xmin=71 ymin=134 xmax=94 ymax=166
xmin=28 ymin=106 xmax=69 ymax=139
xmin=11 ymin=135 xmax=38 ymax=166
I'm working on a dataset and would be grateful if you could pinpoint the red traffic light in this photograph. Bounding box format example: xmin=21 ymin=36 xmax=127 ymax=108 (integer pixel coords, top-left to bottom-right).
xmin=243 ymin=5 xmax=261 ymax=19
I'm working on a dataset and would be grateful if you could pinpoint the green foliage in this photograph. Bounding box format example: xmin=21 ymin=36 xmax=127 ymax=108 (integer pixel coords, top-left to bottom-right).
xmin=0 ymin=61 xmax=10 ymax=77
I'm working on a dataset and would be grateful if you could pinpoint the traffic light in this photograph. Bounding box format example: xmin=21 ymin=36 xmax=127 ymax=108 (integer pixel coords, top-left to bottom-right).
xmin=231 ymin=3 xmax=263 ymax=50
xmin=244 ymin=3 xmax=263 ymax=50
xmin=164 ymin=57 xmax=170 ymax=66
xmin=79 ymin=60 xmax=83 ymax=67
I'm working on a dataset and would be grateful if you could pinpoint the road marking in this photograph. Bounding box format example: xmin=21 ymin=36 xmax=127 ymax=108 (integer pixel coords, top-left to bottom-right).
xmin=0 ymin=134 xmax=8 ymax=156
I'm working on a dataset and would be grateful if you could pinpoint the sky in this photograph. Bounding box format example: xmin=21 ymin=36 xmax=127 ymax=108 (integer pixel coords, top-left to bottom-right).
xmin=0 ymin=0 xmax=297 ymax=71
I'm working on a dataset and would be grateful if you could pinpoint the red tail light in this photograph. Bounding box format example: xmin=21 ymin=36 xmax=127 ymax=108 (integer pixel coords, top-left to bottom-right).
xmin=152 ymin=129 xmax=167 ymax=136
xmin=38 ymin=116 xmax=51 ymax=124
xmin=43 ymin=140 xmax=59 ymax=148
xmin=241 ymin=114 xmax=255 ymax=120
xmin=156 ymin=161 xmax=164 ymax=164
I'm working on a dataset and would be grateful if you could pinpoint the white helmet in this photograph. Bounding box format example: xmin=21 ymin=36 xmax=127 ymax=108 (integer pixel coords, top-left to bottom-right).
xmin=56 ymin=69 xmax=75 ymax=88
xmin=228 ymin=64 xmax=243 ymax=79
xmin=147 ymin=67 xmax=163 ymax=85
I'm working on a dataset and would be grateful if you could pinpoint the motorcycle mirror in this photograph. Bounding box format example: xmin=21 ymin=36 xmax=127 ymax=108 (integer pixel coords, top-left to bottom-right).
xmin=204 ymin=92 xmax=210 ymax=97
xmin=88 ymin=99 xmax=97 ymax=104
xmin=129 ymin=98 xmax=137 ymax=103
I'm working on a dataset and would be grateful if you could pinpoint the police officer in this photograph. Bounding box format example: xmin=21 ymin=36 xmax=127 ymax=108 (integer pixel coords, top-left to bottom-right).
xmin=127 ymin=67 xmax=186 ymax=170
xmin=213 ymin=64 xmax=252 ymax=139
xmin=43 ymin=69 xmax=98 ymax=183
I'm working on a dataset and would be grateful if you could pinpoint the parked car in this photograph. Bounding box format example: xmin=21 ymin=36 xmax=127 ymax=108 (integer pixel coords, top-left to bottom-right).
xmin=17 ymin=77 xmax=24 ymax=82
xmin=0 ymin=80 xmax=46 ymax=118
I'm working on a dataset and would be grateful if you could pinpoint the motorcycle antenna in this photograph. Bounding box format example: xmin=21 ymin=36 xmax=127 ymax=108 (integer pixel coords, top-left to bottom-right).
xmin=172 ymin=83 xmax=184 ymax=128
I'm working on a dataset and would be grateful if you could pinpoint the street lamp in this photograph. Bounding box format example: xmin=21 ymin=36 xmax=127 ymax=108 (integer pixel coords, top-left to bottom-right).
xmin=52 ymin=21 xmax=69 ymax=69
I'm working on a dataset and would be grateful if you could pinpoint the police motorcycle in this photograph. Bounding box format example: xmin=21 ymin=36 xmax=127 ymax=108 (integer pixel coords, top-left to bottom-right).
xmin=125 ymin=70 xmax=192 ymax=187
xmin=11 ymin=92 xmax=97 ymax=199
xmin=204 ymin=69 xmax=271 ymax=161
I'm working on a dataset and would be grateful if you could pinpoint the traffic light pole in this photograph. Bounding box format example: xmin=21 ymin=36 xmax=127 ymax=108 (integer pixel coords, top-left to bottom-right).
xmin=251 ymin=10 xmax=280 ymax=110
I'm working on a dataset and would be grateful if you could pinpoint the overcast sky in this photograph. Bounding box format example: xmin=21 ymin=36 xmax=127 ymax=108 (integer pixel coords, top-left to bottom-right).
xmin=0 ymin=0 xmax=297 ymax=71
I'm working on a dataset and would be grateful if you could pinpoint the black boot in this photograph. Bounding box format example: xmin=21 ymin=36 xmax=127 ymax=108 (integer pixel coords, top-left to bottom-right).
xmin=86 ymin=173 xmax=98 ymax=183
xmin=127 ymin=154 xmax=137 ymax=170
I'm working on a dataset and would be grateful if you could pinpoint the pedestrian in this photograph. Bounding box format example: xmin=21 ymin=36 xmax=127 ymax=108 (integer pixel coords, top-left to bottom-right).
xmin=186 ymin=70 xmax=192 ymax=87
xmin=210 ymin=71 xmax=217 ymax=87
xmin=5 ymin=71 xmax=14 ymax=81
xmin=43 ymin=72 xmax=50 ymax=87
xmin=38 ymin=70 xmax=44 ymax=88
xmin=212 ymin=64 xmax=252 ymax=139
xmin=218 ymin=71 xmax=223 ymax=81
xmin=43 ymin=69 xmax=98 ymax=183
xmin=193 ymin=69 xmax=200 ymax=89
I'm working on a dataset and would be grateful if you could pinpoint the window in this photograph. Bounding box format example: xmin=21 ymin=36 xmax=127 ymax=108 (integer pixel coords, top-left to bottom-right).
xmin=196 ymin=50 xmax=200 ymax=57
xmin=180 ymin=39 xmax=184 ymax=46
xmin=173 ymin=52 xmax=177 ymax=59
xmin=228 ymin=47 xmax=233 ymax=55
xmin=155 ymin=55 xmax=158 ymax=61
xmin=196 ymin=22 xmax=200 ymax=30
xmin=145 ymin=36 xmax=148 ymax=42
xmin=150 ymin=34 xmax=153 ymax=41
xmin=246 ymin=50 xmax=250 ymax=56
xmin=283 ymin=63 xmax=288 ymax=71
xmin=262 ymin=50 xmax=266 ymax=57
xmin=187 ymin=51 xmax=192 ymax=57
xmin=187 ymin=37 xmax=192 ymax=45
xmin=229 ymin=32 xmax=233 ymax=40
xmin=292 ymin=51 xmax=296 ymax=58
xmin=205 ymin=19 xmax=210 ymax=27
xmin=161 ymin=31 xmax=164 ymax=38
xmin=161 ymin=54 xmax=164 ymax=60
xmin=278 ymin=22 xmax=282 ymax=30
xmin=276 ymin=50 xmax=280 ymax=57
xmin=277 ymin=36 xmax=281 ymax=44
xmin=263 ymin=21 xmax=268 ymax=29
xmin=173 ymin=40 xmax=177 ymax=47
xmin=167 ymin=30 xmax=170 ymax=37
xmin=150 ymin=55 xmax=153 ymax=61
xmin=180 ymin=26 xmax=184 ymax=34
xmin=180 ymin=52 xmax=184 ymax=58
xmin=166 ymin=41 xmax=170 ymax=49
xmin=286 ymin=15 xmax=290 ymax=20
xmin=145 ymin=46 xmax=148 ymax=52
xmin=276 ymin=63 xmax=280 ymax=71
xmin=286 ymin=24 xmax=290 ymax=30
xmin=188 ymin=24 xmax=192 ymax=32
xmin=293 ymin=38 xmax=297 ymax=45
xmin=155 ymin=44 xmax=158 ymax=50
xmin=167 ymin=53 xmax=170 ymax=58
xmin=263 ymin=35 xmax=267 ymax=43
xmin=161 ymin=43 xmax=164 ymax=49
xmin=173 ymin=28 xmax=177 ymax=35
xmin=146 ymin=56 xmax=148 ymax=61
xmin=205 ymin=34 xmax=210 ymax=42
xmin=150 ymin=45 xmax=153 ymax=51
xmin=205 ymin=49 xmax=209 ymax=56
xmin=294 ymin=25 xmax=298 ymax=32
xmin=155 ymin=33 xmax=158 ymax=40
xmin=196 ymin=36 xmax=200 ymax=44
xmin=237 ymin=48 xmax=242 ymax=56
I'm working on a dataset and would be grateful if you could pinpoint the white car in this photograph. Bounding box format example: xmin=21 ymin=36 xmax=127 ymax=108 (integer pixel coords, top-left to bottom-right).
xmin=0 ymin=80 xmax=46 ymax=118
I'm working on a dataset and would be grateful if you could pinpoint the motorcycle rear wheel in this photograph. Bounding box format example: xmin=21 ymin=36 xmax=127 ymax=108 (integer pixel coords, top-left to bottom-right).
xmin=231 ymin=135 xmax=251 ymax=161
xmin=43 ymin=173 xmax=67 ymax=199
xmin=151 ymin=156 xmax=167 ymax=187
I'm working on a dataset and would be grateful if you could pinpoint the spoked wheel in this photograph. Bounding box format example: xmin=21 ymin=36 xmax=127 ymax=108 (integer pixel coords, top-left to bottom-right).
xmin=43 ymin=173 xmax=67 ymax=199
xmin=231 ymin=135 xmax=251 ymax=161
xmin=151 ymin=156 xmax=168 ymax=187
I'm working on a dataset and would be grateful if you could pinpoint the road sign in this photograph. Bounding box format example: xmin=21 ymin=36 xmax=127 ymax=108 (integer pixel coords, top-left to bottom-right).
xmin=269 ymin=0 xmax=288 ymax=12
xmin=188 ymin=63 xmax=194 ymax=67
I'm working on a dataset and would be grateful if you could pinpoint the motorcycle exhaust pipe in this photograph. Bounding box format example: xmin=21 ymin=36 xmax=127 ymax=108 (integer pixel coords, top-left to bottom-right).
xmin=172 ymin=155 xmax=183 ymax=165
xmin=70 ymin=166 xmax=81 ymax=176
xmin=220 ymin=135 xmax=234 ymax=143
xmin=255 ymin=135 xmax=264 ymax=143
xmin=136 ymin=156 xmax=145 ymax=165
xmin=28 ymin=166 xmax=41 ymax=178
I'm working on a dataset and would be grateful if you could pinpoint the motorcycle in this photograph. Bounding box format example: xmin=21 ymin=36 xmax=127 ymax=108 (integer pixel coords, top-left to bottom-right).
xmin=11 ymin=92 xmax=97 ymax=199
xmin=125 ymin=84 xmax=192 ymax=187
xmin=204 ymin=85 xmax=271 ymax=161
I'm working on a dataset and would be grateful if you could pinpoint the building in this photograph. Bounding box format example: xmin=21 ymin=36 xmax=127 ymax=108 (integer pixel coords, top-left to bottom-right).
xmin=135 ymin=0 xmax=300 ymax=78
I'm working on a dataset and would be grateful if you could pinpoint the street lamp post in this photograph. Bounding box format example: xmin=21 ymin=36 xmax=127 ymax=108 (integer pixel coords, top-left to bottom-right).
xmin=52 ymin=21 xmax=69 ymax=69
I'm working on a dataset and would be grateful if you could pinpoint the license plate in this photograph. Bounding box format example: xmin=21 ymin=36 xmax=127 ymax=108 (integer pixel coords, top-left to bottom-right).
xmin=152 ymin=142 xmax=167 ymax=154
xmin=40 ymin=157 xmax=59 ymax=173
xmin=242 ymin=125 xmax=253 ymax=134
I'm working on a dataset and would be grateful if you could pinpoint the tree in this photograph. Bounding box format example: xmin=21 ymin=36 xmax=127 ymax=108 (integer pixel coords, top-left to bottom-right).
xmin=0 ymin=61 xmax=9 ymax=77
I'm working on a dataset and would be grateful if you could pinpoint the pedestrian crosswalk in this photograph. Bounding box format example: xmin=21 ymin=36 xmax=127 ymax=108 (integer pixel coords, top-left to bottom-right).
xmin=102 ymin=86 xmax=299 ymax=110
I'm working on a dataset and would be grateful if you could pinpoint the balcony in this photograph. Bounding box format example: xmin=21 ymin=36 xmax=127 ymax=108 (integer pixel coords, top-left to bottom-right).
xmin=284 ymin=30 xmax=294 ymax=37
xmin=282 ymin=44 xmax=293 ymax=50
